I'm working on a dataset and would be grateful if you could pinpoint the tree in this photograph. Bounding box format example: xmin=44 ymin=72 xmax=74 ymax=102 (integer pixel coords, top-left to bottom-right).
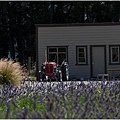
xmin=0 ymin=1 xmax=120 ymax=65
xmin=0 ymin=2 xmax=9 ymax=58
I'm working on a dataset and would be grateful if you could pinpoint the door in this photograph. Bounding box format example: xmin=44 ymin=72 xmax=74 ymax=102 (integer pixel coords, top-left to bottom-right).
xmin=90 ymin=45 xmax=106 ymax=78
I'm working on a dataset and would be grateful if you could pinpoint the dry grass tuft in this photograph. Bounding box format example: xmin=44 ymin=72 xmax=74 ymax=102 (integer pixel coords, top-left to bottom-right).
xmin=0 ymin=58 xmax=23 ymax=87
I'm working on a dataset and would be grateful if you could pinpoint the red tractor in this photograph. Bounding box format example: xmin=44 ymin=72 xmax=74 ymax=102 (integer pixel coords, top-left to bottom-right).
xmin=39 ymin=61 xmax=69 ymax=81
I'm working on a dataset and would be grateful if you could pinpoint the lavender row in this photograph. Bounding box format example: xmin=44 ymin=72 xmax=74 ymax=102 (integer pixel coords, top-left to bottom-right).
xmin=0 ymin=80 xmax=120 ymax=119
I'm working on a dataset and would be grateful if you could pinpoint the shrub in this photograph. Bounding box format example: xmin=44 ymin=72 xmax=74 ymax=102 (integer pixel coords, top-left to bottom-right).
xmin=1 ymin=80 xmax=120 ymax=119
xmin=0 ymin=81 xmax=119 ymax=118
xmin=0 ymin=58 xmax=23 ymax=87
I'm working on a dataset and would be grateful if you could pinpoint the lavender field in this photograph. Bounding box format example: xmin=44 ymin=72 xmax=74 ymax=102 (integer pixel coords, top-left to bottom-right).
xmin=0 ymin=80 xmax=120 ymax=119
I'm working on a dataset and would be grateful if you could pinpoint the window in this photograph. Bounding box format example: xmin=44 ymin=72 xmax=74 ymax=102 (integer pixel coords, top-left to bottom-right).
xmin=76 ymin=46 xmax=87 ymax=65
xmin=109 ymin=45 xmax=120 ymax=64
xmin=47 ymin=46 xmax=68 ymax=65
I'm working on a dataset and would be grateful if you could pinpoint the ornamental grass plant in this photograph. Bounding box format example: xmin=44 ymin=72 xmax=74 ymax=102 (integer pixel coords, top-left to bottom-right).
xmin=0 ymin=58 xmax=23 ymax=87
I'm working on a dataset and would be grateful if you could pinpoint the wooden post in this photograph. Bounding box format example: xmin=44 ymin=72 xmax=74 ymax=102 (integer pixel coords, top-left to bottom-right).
xmin=28 ymin=57 xmax=31 ymax=75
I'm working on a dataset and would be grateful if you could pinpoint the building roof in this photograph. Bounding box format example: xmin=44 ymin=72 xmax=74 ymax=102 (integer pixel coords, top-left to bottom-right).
xmin=35 ymin=22 xmax=120 ymax=27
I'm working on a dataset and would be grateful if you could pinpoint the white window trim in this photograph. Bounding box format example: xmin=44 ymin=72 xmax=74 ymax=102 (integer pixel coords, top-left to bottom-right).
xmin=77 ymin=46 xmax=87 ymax=65
xmin=47 ymin=46 xmax=67 ymax=64
xmin=111 ymin=46 xmax=119 ymax=64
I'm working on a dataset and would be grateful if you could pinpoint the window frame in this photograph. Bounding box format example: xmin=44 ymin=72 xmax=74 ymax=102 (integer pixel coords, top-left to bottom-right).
xmin=47 ymin=46 xmax=68 ymax=65
xmin=109 ymin=45 xmax=120 ymax=65
xmin=76 ymin=46 xmax=88 ymax=65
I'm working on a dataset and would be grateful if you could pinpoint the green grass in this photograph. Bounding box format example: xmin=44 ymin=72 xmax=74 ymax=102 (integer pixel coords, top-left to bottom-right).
xmin=29 ymin=76 xmax=36 ymax=81
xmin=0 ymin=95 xmax=46 ymax=119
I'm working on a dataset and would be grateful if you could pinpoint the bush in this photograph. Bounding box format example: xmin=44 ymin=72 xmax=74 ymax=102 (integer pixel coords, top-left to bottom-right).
xmin=0 ymin=58 xmax=23 ymax=87
xmin=0 ymin=80 xmax=120 ymax=119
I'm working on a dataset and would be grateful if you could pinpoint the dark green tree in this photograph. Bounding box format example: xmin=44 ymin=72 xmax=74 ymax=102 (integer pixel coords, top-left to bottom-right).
xmin=0 ymin=1 xmax=120 ymax=65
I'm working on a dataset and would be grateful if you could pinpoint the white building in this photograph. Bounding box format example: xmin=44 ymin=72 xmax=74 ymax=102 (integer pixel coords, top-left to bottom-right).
xmin=36 ymin=23 xmax=120 ymax=80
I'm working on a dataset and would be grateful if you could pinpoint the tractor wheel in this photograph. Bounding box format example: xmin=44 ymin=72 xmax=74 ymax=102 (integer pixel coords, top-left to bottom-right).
xmin=62 ymin=67 xmax=69 ymax=81
xmin=66 ymin=70 xmax=69 ymax=81
xmin=58 ymin=72 xmax=62 ymax=82
xmin=39 ymin=71 xmax=46 ymax=82
xmin=66 ymin=74 xmax=69 ymax=81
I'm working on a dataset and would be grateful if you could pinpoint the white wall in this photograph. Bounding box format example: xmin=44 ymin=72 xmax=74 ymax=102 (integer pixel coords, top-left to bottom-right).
xmin=38 ymin=24 xmax=120 ymax=80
